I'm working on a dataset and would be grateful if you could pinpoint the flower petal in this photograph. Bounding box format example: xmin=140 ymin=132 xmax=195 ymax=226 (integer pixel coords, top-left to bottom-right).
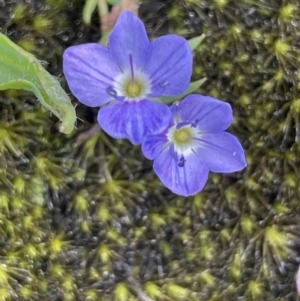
xmin=153 ymin=148 xmax=209 ymax=196
xmin=194 ymin=132 xmax=247 ymax=172
xmin=177 ymin=94 xmax=233 ymax=131
xmin=144 ymin=35 xmax=193 ymax=97
xmin=63 ymin=43 xmax=120 ymax=107
xmin=142 ymin=131 xmax=170 ymax=160
xmin=108 ymin=11 xmax=150 ymax=71
xmin=98 ymin=100 xmax=172 ymax=145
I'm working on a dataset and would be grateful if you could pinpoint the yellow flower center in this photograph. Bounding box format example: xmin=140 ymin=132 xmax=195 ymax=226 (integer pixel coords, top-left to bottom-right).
xmin=124 ymin=79 xmax=145 ymax=98
xmin=173 ymin=127 xmax=192 ymax=144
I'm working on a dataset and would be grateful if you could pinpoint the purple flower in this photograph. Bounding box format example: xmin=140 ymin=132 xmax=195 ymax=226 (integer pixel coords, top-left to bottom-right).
xmin=63 ymin=11 xmax=193 ymax=145
xmin=142 ymin=94 xmax=247 ymax=196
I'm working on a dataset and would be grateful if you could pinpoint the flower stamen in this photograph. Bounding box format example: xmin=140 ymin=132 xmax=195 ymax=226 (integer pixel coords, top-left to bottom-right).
xmin=191 ymin=119 xmax=199 ymax=128
xmin=106 ymin=86 xmax=117 ymax=97
xmin=178 ymin=155 xmax=186 ymax=167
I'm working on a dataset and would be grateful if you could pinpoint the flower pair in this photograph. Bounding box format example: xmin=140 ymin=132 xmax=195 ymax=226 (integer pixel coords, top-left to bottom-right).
xmin=63 ymin=11 xmax=246 ymax=196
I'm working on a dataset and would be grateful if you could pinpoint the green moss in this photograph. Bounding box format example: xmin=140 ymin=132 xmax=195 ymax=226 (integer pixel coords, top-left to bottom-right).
xmin=46 ymin=0 xmax=68 ymax=9
xmin=0 ymin=0 xmax=299 ymax=300
xmin=213 ymin=0 xmax=228 ymax=10
xmin=279 ymin=3 xmax=296 ymax=21
xmin=12 ymin=4 xmax=29 ymax=23
xmin=33 ymin=16 xmax=52 ymax=33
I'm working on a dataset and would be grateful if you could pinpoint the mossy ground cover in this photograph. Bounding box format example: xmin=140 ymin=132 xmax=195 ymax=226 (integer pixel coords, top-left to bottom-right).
xmin=0 ymin=0 xmax=299 ymax=300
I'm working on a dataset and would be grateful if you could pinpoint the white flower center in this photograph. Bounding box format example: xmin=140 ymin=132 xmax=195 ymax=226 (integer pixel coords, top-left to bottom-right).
xmin=167 ymin=124 xmax=200 ymax=157
xmin=114 ymin=70 xmax=150 ymax=101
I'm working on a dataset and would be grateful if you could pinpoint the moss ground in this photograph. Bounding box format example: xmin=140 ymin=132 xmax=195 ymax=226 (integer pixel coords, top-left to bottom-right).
xmin=0 ymin=0 xmax=299 ymax=300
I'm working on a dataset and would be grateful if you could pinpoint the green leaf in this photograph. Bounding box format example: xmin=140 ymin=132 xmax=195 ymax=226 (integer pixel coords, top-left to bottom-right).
xmin=83 ymin=0 xmax=98 ymax=24
xmin=188 ymin=34 xmax=205 ymax=51
xmin=159 ymin=78 xmax=207 ymax=104
xmin=0 ymin=33 xmax=76 ymax=134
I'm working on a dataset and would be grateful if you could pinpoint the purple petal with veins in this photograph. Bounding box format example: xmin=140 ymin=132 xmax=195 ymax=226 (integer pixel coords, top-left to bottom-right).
xmin=144 ymin=35 xmax=193 ymax=97
xmin=98 ymin=99 xmax=172 ymax=145
xmin=63 ymin=43 xmax=120 ymax=107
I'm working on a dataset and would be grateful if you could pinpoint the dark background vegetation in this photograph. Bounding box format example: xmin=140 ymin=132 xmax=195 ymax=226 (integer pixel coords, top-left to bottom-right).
xmin=0 ymin=0 xmax=299 ymax=300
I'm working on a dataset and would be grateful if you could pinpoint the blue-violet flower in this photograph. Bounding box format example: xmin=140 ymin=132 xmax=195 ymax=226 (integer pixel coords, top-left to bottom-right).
xmin=142 ymin=94 xmax=247 ymax=196
xmin=63 ymin=11 xmax=193 ymax=145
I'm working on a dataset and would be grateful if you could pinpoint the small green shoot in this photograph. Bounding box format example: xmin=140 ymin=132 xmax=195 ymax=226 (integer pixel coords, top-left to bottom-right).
xmin=160 ymin=78 xmax=207 ymax=103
